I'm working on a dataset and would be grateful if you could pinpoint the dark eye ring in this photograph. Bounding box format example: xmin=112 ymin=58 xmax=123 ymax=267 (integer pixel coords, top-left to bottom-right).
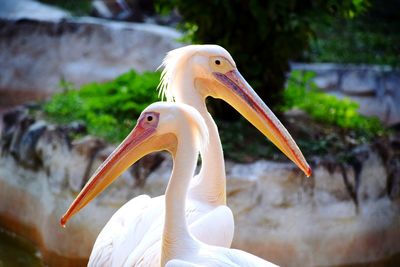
xmin=215 ymin=59 xmax=221 ymax=65
xmin=147 ymin=115 xmax=153 ymax=122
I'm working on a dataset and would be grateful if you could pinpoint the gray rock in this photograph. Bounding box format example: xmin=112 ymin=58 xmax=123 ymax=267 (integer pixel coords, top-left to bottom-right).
xmin=9 ymin=117 xmax=36 ymax=162
xmin=350 ymin=95 xmax=396 ymax=124
xmin=18 ymin=120 xmax=47 ymax=169
xmin=0 ymin=107 xmax=27 ymax=154
xmin=357 ymin=152 xmax=386 ymax=201
xmin=313 ymin=71 xmax=339 ymax=91
xmin=291 ymin=63 xmax=342 ymax=73
xmin=384 ymin=73 xmax=400 ymax=94
xmin=0 ymin=0 xmax=70 ymax=21
xmin=35 ymin=126 xmax=72 ymax=192
xmin=71 ymin=136 xmax=106 ymax=190
xmin=341 ymin=70 xmax=377 ymax=95
xmin=0 ymin=17 xmax=182 ymax=105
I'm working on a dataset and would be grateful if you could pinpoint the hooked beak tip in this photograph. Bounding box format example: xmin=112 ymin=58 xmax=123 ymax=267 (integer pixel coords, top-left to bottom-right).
xmin=60 ymin=216 xmax=67 ymax=228
xmin=305 ymin=166 xmax=312 ymax=177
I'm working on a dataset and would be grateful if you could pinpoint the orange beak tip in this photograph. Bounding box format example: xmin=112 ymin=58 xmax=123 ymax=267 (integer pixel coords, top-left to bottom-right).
xmin=60 ymin=216 xmax=67 ymax=228
xmin=306 ymin=166 xmax=312 ymax=177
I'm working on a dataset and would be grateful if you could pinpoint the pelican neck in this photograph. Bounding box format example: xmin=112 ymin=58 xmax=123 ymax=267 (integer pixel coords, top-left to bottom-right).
xmin=162 ymin=125 xmax=200 ymax=264
xmin=188 ymin=99 xmax=226 ymax=205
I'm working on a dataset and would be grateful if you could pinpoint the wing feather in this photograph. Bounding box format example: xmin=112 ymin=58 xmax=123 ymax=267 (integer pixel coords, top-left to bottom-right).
xmin=88 ymin=195 xmax=158 ymax=267
xmin=189 ymin=206 xmax=234 ymax=248
xmin=165 ymin=259 xmax=203 ymax=267
xmin=88 ymin=197 xmax=234 ymax=267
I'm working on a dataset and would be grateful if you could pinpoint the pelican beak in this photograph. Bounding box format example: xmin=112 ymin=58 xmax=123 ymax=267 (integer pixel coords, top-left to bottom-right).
xmin=213 ymin=69 xmax=312 ymax=177
xmin=60 ymin=124 xmax=172 ymax=227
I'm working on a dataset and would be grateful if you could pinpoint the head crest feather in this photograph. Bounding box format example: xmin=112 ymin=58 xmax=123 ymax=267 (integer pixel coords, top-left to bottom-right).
xmin=157 ymin=44 xmax=233 ymax=104
xmin=157 ymin=46 xmax=200 ymax=102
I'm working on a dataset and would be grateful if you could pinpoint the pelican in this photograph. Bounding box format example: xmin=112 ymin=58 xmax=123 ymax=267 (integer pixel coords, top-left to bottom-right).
xmin=61 ymin=45 xmax=311 ymax=266
xmin=69 ymin=101 xmax=279 ymax=266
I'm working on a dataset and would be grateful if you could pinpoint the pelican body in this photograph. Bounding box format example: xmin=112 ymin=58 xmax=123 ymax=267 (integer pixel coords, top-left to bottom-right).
xmin=60 ymin=45 xmax=311 ymax=266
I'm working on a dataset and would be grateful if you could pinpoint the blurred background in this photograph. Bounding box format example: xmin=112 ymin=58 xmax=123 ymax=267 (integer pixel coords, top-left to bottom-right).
xmin=0 ymin=0 xmax=399 ymax=266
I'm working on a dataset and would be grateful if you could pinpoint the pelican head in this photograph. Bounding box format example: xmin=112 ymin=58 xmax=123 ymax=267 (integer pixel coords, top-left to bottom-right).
xmin=60 ymin=102 xmax=208 ymax=226
xmin=159 ymin=44 xmax=311 ymax=177
xmin=159 ymin=45 xmax=236 ymax=101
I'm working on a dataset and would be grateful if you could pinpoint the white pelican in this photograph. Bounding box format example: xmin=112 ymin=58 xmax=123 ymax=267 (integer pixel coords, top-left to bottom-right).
xmin=61 ymin=45 xmax=311 ymax=266
xmin=67 ymin=101 xmax=279 ymax=266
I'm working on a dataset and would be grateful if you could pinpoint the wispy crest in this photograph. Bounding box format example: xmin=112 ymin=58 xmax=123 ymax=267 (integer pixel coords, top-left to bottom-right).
xmin=157 ymin=46 xmax=198 ymax=102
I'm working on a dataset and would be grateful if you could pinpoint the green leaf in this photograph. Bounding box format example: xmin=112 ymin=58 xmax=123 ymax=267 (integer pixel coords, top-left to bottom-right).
xmin=44 ymin=70 xmax=160 ymax=143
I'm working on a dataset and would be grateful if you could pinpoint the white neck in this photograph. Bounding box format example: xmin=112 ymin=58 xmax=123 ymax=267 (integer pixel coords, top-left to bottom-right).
xmin=173 ymin=67 xmax=226 ymax=205
xmin=161 ymin=126 xmax=200 ymax=265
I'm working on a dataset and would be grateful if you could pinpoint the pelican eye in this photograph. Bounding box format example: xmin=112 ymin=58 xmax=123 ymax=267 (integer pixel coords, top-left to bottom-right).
xmin=147 ymin=115 xmax=153 ymax=122
xmin=215 ymin=59 xmax=221 ymax=65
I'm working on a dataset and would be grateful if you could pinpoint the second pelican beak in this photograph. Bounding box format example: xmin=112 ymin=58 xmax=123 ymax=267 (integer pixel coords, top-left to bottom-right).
xmin=213 ymin=69 xmax=311 ymax=177
xmin=60 ymin=122 xmax=175 ymax=226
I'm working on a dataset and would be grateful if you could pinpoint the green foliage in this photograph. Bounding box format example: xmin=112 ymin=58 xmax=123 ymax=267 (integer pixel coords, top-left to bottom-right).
xmin=156 ymin=0 xmax=366 ymax=116
xmin=306 ymin=0 xmax=400 ymax=66
xmin=281 ymin=70 xmax=384 ymax=136
xmin=44 ymin=70 xmax=160 ymax=143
